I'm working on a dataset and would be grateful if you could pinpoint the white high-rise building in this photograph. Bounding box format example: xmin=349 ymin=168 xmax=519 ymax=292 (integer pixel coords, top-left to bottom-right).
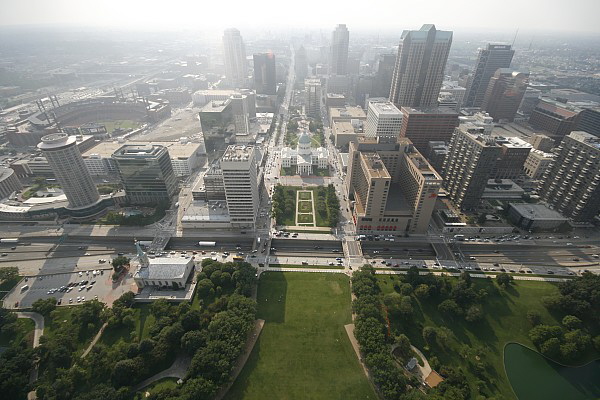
xmin=37 ymin=133 xmax=100 ymax=209
xmin=220 ymin=145 xmax=259 ymax=229
xmin=223 ymin=28 xmax=248 ymax=88
xmin=365 ymin=101 xmax=403 ymax=143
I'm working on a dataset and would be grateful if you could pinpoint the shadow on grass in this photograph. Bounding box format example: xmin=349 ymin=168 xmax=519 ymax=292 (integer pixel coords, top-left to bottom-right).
xmin=256 ymin=272 xmax=287 ymax=324
xmin=223 ymin=335 xmax=263 ymax=400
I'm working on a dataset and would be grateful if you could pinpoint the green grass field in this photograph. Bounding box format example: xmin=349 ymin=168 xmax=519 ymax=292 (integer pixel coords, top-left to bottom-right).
xmin=298 ymin=191 xmax=312 ymax=201
xmin=226 ymin=272 xmax=376 ymax=400
xmin=297 ymin=214 xmax=314 ymax=224
xmin=378 ymin=276 xmax=579 ymax=399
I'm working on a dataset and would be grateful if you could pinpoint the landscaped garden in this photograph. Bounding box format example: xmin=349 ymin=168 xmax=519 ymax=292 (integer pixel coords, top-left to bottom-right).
xmin=272 ymin=184 xmax=340 ymax=228
xmin=356 ymin=267 xmax=600 ymax=399
xmin=226 ymin=272 xmax=376 ymax=400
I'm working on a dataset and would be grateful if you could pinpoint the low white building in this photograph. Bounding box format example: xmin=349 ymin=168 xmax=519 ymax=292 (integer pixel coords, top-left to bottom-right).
xmin=281 ymin=131 xmax=328 ymax=175
xmin=134 ymin=254 xmax=195 ymax=289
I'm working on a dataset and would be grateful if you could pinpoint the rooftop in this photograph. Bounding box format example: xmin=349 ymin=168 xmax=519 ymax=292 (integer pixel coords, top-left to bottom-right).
xmin=509 ymin=203 xmax=568 ymax=221
xmin=330 ymin=106 xmax=367 ymax=120
xmin=369 ymin=101 xmax=401 ymax=116
xmin=222 ymin=145 xmax=255 ymax=161
xmin=200 ymin=100 xmax=231 ymax=113
xmin=401 ymin=106 xmax=458 ymax=116
xmin=84 ymin=140 xmax=202 ymax=159
xmin=112 ymin=144 xmax=165 ymax=158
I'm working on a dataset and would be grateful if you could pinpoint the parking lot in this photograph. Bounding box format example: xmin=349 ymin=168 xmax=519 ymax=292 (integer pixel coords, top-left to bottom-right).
xmin=3 ymin=267 xmax=137 ymax=309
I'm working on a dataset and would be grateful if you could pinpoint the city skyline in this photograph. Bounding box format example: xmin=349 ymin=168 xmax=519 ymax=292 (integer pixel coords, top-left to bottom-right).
xmin=1 ymin=0 xmax=599 ymax=34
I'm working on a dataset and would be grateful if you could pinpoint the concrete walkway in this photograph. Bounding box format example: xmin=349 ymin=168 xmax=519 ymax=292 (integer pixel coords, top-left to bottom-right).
xmin=132 ymin=354 xmax=191 ymax=391
xmin=15 ymin=311 xmax=44 ymax=348
xmin=16 ymin=311 xmax=44 ymax=400
xmin=409 ymin=345 xmax=432 ymax=380
xmin=81 ymin=322 xmax=108 ymax=358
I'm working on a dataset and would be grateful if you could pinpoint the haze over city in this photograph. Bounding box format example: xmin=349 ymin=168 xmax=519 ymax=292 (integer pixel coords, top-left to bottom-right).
xmin=0 ymin=1 xmax=599 ymax=400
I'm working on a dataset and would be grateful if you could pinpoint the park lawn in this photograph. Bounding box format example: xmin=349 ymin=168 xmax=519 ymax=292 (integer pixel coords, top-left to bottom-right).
xmin=0 ymin=317 xmax=34 ymax=347
xmin=226 ymin=272 xmax=376 ymax=400
xmin=280 ymin=166 xmax=296 ymax=176
xmin=98 ymin=304 xmax=156 ymax=346
xmin=378 ymin=276 xmax=576 ymax=399
xmin=297 ymin=214 xmax=313 ymax=224
xmin=298 ymin=201 xmax=312 ymax=212
xmin=298 ymin=191 xmax=312 ymax=200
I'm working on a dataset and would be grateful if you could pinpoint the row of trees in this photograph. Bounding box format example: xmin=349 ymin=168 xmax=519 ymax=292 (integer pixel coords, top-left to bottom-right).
xmin=271 ymin=185 xmax=295 ymax=225
xmin=31 ymin=260 xmax=257 ymax=400
xmin=351 ymin=266 xmax=409 ymax=399
xmin=314 ymin=184 xmax=339 ymax=227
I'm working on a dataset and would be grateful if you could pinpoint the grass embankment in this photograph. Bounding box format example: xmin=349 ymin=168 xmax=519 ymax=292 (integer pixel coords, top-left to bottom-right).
xmin=226 ymin=272 xmax=375 ymax=400
xmin=378 ymin=276 xmax=572 ymax=399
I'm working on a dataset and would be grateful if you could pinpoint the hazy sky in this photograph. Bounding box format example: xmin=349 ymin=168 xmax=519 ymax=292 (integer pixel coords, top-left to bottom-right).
xmin=1 ymin=0 xmax=599 ymax=34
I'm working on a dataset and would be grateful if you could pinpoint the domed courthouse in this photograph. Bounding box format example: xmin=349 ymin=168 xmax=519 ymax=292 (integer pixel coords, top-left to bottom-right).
xmin=280 ymin=131 xmax=328 ymax=176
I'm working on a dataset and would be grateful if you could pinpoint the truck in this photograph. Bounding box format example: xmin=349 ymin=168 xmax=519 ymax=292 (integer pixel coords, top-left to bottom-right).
xmin=0 ymin=238 xmax=19 ymax=244
xmin=233 ymin=256 xmax=244 ymax=262
xmin=197 ymin=241 xmax=216 ymax=247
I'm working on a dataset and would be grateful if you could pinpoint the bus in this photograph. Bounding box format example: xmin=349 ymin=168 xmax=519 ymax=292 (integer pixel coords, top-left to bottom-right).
xmin=196 ymin=241 xmax=216 ymax=247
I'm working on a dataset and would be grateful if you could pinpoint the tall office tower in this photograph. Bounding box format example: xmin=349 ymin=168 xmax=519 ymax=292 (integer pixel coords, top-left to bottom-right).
xmin=229 ymin=94 xmax=250 ymax=134
xmin=442 ymin=125 xmax=502 ymax=210
xmin=464 ymin=44 xmax=515 ymax=108
xmin=389 ymin=24 xmax=453 ymax=108
xmin=375 ymin=53 xmax=397 ymax=98
xmin=112 ymin=144 xmax=178 ymax=205
xmin=295 ymin=46 xmax=308 ymax=81
xmin=577 ymin=106 xmax=600 ymax=137
xmin=329 ymin=24 xmax=349 ymax=75
xmin=399 ymin=107 xmax=459 ymax=153
xmin=37 ymin=133 xmax=100 ymax=209
xmin=538 ymin=131 xmax=600 ymax=222
xmin=345 ymin=137 xmax=442 ymax=234
xmin=481 ymin=69 xmax=529 ymax=122
xmin=253 ymin=53 xmax=277 ymax=95
xmin=223 ymin=28 xmax=248 ymax=88
xmin=220 ymin=145 xmax=259 ymax=229
xmin=365 ymin=101 xmax=403 ymax=143
xmin=305 ymin=78 xmax=322 ymax=118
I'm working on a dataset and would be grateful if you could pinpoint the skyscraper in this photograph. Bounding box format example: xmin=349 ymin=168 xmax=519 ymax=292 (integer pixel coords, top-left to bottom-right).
xmin=442 ymin=125 xmax=501 ymax=210
xmin=389 ymin=24 xmax=453 ymax=108
xmin=365 ymin=101 xmax=403 ymax=143
xmin=399 ymin=107 xmax=459 ymax=153
xmin=305 ymin=78 xmax=322 ymax=118
xmin=464 ymin=44 xmax=515 ymax=108
xmin=253 ymin=53 xmax=277 ymax=95
xmin=112 ymin=144 xmax=178 ymax=205
xmin=37 ymin=133 xmax=100 ymax=209
xmin=220 ymin=145 xmax=259 ymax=229
xmin=329 ymin=24 xmax=349 ymax=75
xmin=375 ymin=53 xmax=396 ymax=98
xmin=482 ymin=69 xmax=529 ymax=122
xmin=223 ymin=28 xmax=248 ymax=88
xmin=295 ymin=46 xmax=308 ymax=81
xmin=538 ymin=131 xmax=600 ymax=222
xmin=345 ymin=137 xmax=442 ymax=234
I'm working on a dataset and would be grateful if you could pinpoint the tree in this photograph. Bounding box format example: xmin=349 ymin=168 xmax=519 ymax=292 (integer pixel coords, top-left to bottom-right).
xmin=414 ymin=284 xmax=430 ymax=299
xmin=399 ymin=296 xmax=413 ymax=317
xmin=395 ymin=334 xmax=412 ymax=359
xmin=181 ymin=377 xmax=217 ymax=400
xmin=562 ymin=315 xmax=582 ymax=330
xmin=496 ymin=273 xmax=513 ymax=288
xmin=459 ymin=271 xmax=472 ymax=287
xmin=197 ymin=279 xmax=215 ymax=298
xmin=31 ymin=297 xmax=57 ymax=316
xmin=0 ymin=267 xmax=19 ymax=282
xmin=540 ymin=337 xmax=561 ymax=358
xmin=465 ymin=305 xmax=483 ymax=322
xmin=526 ymin=310 xmax=542 ymax=326
xmin=181 ymin=330 xmax=207 ymax=355
xmin=111 ymin=256 xmax=130 ymax=271
xmin=438 ymin=299 xmax=462 ymax=318
xmin=111 ymin=358 xmax=140 ymax=387
xmin=423 ymin=326 xmax=437 ymax=345
xmin=529 ymin=324 xmax=563 ymax=347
